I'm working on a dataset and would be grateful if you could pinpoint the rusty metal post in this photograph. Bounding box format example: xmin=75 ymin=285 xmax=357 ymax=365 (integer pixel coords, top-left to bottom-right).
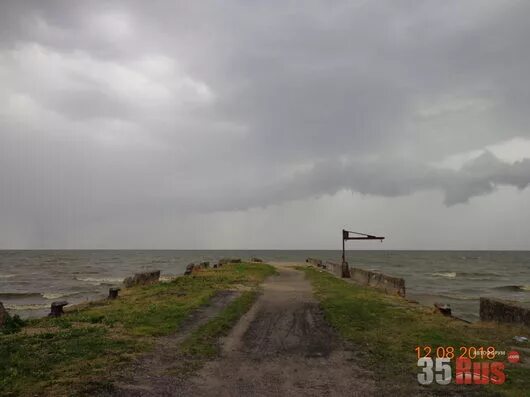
xmin=108 ymin=287 xmax=121 ymax=300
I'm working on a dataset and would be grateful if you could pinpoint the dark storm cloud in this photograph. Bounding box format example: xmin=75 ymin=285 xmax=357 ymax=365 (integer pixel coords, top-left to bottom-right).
xmin=1 ymin=0 xmax=530 ymax=247
xmin=157 ymin=151 xmax=529 ymax=212
xmin=264 ymin=151 xmax=530 ymax=207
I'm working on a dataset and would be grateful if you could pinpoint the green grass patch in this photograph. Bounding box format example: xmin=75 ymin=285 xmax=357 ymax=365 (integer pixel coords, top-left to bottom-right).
xmin=0 ymin=263 xmax=274 ymax=397
xmin=302 ymin=266 xmax=530 ymax=397
xmin=0 ymin=314 xmax=26 ymax=335
xmin=0 ymin=327 xmax=135 ymax=396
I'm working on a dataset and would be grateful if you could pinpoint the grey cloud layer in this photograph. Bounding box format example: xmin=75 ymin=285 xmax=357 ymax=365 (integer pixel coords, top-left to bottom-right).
xmin=181 ymin=151 xmax=530 ymax=212
xmin=1 ymin=0 xmax=530 ymax=247
xmin=270 ymin=151 xmax=530 ymax=207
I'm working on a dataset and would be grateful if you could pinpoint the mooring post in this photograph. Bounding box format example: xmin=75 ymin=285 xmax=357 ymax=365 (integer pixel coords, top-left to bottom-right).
xmin=49 ymin=301 xmax=68 ymax=317
xmin=108 ymin=287 xmax=121 ymax=300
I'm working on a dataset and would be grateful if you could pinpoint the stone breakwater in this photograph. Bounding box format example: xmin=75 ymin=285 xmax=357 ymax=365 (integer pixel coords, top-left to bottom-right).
xmin=480 ymin=297 xmax=530 ymax=327
xmin=305 ymin=258 xmax=323 ymax=267
xmin=123 ymin=271 xmax=161 ymax=288
xmin=306 ymin=258 xmax=406 ymax=297
xmin=325 ymin=261 xmax=342 ymax=277
xmin=306 ymin=257 xmax=530 ymax=327
xmin=350 ymin=267 xmax=406 ymax=297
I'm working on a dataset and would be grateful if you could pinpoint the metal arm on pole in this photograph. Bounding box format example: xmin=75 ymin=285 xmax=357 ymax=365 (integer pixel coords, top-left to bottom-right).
xmin=341 ymin=229 xmax=385 ymax=278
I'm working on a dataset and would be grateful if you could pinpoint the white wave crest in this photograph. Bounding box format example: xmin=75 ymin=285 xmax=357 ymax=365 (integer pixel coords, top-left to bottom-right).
xmin=75 ymin=276 xmax=123 ymax=285
xmin=432 ymin=272 xmax=457 ymax=279
xmin=4 ymin=303 xmax=49 ymax=311
xmin=41 ymin=292 xmax=69 ymax=300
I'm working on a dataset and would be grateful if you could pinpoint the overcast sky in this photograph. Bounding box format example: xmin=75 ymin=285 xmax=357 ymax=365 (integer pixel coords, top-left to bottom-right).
xmin=1 ymin=1 xmax=529 ymax=249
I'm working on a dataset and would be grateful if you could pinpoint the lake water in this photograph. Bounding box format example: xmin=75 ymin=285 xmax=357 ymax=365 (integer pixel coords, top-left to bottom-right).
xmin=1 ymin=250 xmax=529 ymax=321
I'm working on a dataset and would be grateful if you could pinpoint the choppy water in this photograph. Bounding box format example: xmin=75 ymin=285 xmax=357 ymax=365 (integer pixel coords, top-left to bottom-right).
xmin=1 ymin=250 xmax=529 ymax=321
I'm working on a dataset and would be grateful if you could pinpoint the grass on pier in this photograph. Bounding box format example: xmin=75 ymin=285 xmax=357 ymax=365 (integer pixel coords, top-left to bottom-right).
xmin=0 ymin=263 xmax=274 ymax=397
xmin=302 ymin=266 xmax=530 ymax=397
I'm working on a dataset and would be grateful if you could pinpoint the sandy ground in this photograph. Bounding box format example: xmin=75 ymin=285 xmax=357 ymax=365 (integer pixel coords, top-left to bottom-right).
xmin=176 ymin=263 xmax=376 ymax=396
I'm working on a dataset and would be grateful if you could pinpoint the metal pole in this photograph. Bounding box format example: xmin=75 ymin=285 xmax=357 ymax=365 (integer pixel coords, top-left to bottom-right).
xmin=342 ymin=229 xmax=345 ymax=263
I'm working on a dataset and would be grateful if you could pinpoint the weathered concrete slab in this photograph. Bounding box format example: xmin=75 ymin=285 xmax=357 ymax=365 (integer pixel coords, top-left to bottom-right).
xmin=350 ymin=268 xmax=406 ymax=297
xmin=325 ymin=261 xmax=342 ymax=277
xmin=219 ymin=258 xmax=242 ymax=265
xmin=305 ymin=258 xmax=322 ymax=267
xmin=480 ymin=297 xmax=530 ymax=327
xmin=123 ymin=270 xmax=161 ymax=288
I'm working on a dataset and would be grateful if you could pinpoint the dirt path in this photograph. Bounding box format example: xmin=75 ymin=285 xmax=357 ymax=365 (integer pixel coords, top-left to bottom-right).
xmin=177 ymin=264 xmax=376 ymax=396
